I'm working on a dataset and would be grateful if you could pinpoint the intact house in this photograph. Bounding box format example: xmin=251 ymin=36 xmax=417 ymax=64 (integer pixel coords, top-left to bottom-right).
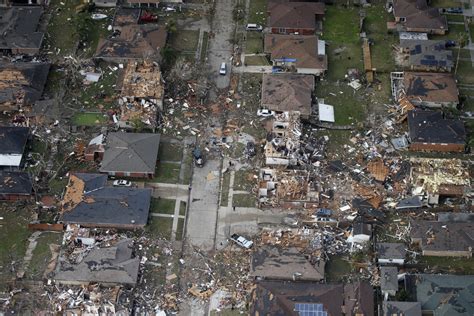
xmin=410 ymin=220 xmax=474 ymax=257
xmin=393 ymin=72 xmax=459 ymax=109
xmin=115 ymin=60 xmax=163 ymax=130
xmin=261 ymin=74 xmax=314 ymax=119
xmin=398 ymin=39 xmax=453 ymax=72
xmin=405 ymin=274 xmax=474 ymax=316
xmin=264 ymin=34 xmax=327 ymax=75
xmin=383 ymin=301 xmax=421 ymax=316
xmin=0 ymin=126 xmax=29 ymax=169
xmin=95 ymin=24 xmax=167 ymax=62
xmin=0 ymin=6 xmax=44 ymax=55
xmin=251 ymin=280 xmax=374 ymax=316
xmin=60 ymin=173 xmax=152 ymax=229
xmin=55 ymin=238 xmax=140 ymax=286
xmin=267 ymin=0 xmax=325 ymax=35
xmin=389 ymin=0 xmax=448 ymax=34
xmin=0 ymin=171 xmax=32 ymax=201
xmin=380 ymin=266 xmax=398 ymax=298
xmin=124 ymin=0 xmax=162 ymax=8
xmin=99 ymin=132 xmax=160 ymax=178
xmin=93 ymin=0 xmax=117 ymax=7
xmin=377 ymin=242 xmax=407 ymax=265
xmin=407 ymin=110 xmax=466 ymax=152
xmin=0 ymin=62 xmax=50 ymax=112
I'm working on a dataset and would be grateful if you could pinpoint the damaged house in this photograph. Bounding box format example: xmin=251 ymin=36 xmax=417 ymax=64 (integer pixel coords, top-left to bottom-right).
xmin=398 ymin=40 xmax=453 ymax=72
xmin=267 ymin=0 xmax=325 ymax=35
xmin=0 ymin=62 xmax=50 ymax=112
xmin=407 ymin=110 xmax=466 ymax=152
xmin=116 ymin=60 xmax=163 ymax=130
xmin=388 ymin=0 xmax=448 ymax=34
xmin=0 ymin=171 xmax=32 ymax=201
xmin=95 ymin=24 xmax=167 ymax=62
xmin=55 ymin=238 xmax=140 ymax=286
xmin=99 ymin=132 xmax=160 ymax=178
xmin=261 ymin=74 xmax=314 ymax=119
xmin=410 ymin=220 xmax=474 ymax=257
xmin=0 ymin=6 xmax=44 ymax=55
xmin=264 ymin=34 xmax=327 ymax=75
xmin=0 ymin=126 xmax=29 ymax=169
xmin=60 ymin=173 xmax=152 ymax=229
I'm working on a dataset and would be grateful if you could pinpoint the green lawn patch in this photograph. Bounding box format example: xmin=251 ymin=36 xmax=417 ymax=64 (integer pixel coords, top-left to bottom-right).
xmin=430 ymin=0 xmax=462 ymax=7
xmin=72 ymin=112 xmax=107 ymax=126
xmin=27 ymin=232 xmax=62 ymax=280
xmin=201 ymin=31 xmax=209 ymax=61
xmin=158 ymin=142 xmax=183 ymax=162
xmin=316 ymin=130 xmax=353 ymax=157
xmin=77 ymin=10 xmax=113 ymax=58
xmin=456 ymin=60 xmax=474 ymax=84
xmin=248 ymin=0 xmax=267 ymax=25
xmin=245 ymin=55 xmax=269 ymax=66
xmin=220 ymin=172 xmax=231 ymax=207
xmin=245 ymin=32 xmax=263 ymax=54
xmin=419 ymin=256 xmax=474 ymax=274
xmin=446 ymin=14 xmax=465 ymax=22
xmin=325 ymin=255 xmax=352 ymax=282
xmin=233 ymin=169 xmax=256 ymax=192
xmin=48 ymin=177 xmax=68 ymax=196
xmin=232 ymin=193 xmax=256 ymax=208
xmin=175 ymin=218 xmax=185 ymax=241
xmin=153 ymin=162 xmax=180 ymax=183
xmin=147 ymin=216 xmax=173 ymax=240
xmin=150 ymin=198 xmax=176 ymax=215
xmin=179 ymin=201 xmax=187 ymax=216
xmin=76 ymin=67 xmax=118 ymax=109
xmin=179 ymin=152 xmax=193 ymax=185
xmin=432 ymin=23 xmax=466 ymax=40
xmin=170 ymin=30 xmax=200 ymax=52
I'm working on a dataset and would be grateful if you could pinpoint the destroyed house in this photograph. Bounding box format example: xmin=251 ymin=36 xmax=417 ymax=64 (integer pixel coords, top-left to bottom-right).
xmin=95 ymin=24 xmax=167 ymax=62
xmin=55 ymin=239 xmax=140 ymax=286
xmin=390 ymin=0 xmax=448 ymax=34
xmin=402 ymin=72 xmax=458 ymax=108
xmin=410 ymin=220 xmax=474 ymax=257
xmin=0 ymin=6 xmax=44 ymax=55
xmin=125 ymin=0 xmax=161 ymax=8
xmin=117 ymin=60 xmax=163 ymax=130
xmin=99 ymin=132 xmax=160 ymax=178
xmin=407 ymin=110 xmax=465 ymax=152
xmin=0 ymin=126 xmax=29 ymax=168
xmin=261 ymin=74 xmax=314 ymax=119
xmin=251 ymin=246 xmax=325 ymax=281
xmin=0 ymin=62 xmax=50 ymax=112
xmin=112 ymin=7 xmax=141 ymax=30
xmin=264 ymin=34 xmax=327 ymax=75
xmin=61 ymin=173 xmax=152 ymax=229
xmin=267 ymin=0 xmax=325 ymax=35
xmin=251 ymin=280 xmax=374 ymax=316
xmin=399 ymin=40 xmax=453 ymax=72
xmin=405 ymin=274 xmax=474 ymax=316
xmin=0 ymin=171 xmax=32 ymax=201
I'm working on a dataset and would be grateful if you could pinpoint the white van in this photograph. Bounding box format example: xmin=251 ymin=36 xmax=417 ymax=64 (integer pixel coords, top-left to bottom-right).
xmin=219 ymin=62 xmax=227 ymax=75
xmin=246 ymin=23 xmax=263 ymax=31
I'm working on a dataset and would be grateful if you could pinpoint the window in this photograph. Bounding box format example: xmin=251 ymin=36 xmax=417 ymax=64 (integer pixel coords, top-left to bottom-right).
xmin=278 ymin=28 xmax=286 ymax=34
xmin=400 ymin=17 xmax=406 ymax=22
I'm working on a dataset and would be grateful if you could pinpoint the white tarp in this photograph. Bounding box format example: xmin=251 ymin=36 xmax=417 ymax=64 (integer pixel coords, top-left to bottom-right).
xmin=0 ymin=154 xmax=22 ymax=167
xmin=318 ymin=103 xmax=335 ymax=123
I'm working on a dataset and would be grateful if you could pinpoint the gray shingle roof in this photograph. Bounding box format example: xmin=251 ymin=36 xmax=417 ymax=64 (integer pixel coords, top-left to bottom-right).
xmin=0 ymin=171 xmax=32 ymax=195
xmin=100 ymin=132 xmax=160 ymax=174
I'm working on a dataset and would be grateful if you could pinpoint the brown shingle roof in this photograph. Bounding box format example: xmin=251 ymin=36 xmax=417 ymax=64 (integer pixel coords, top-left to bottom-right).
xmin=264 ymin=34 xmax=327 ymax=70
xmin=267 ymin=0 xmax=324 ymax=30
xmin=261 ymin=74 xmax=314 ymax=116
xmin=403 ymin=72 xmax=458 ymax=104
xmin=393 ymin=0 xmax=447 ymax=31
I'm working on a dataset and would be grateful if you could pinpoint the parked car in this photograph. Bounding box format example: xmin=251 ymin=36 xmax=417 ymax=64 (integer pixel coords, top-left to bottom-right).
xmin=246 ymin=23 xmax=263 ymax=31
xmin=246 ymin=141 xmax=256 ymax=157
xmin=257 ymin=108 xmax=275 ymax=117
xmin=230 ymin=234 xmax=254 ymax=249
xmin=445 ymin=40 xmax=456 ymax=48
xmin=193 ymin=148 xmax=204 ymax=167
xmin=113 ymin=179 xmax=132 ymax=187
xmin=444 ymin=7 xmax=463 ymax=14
xmin=316 ymin=208 xmax=333 ymax=217
xmin=219 ymin=62 xmax=227 ymax=75
xmin=315 ymin=217 xmax=337 ymax=224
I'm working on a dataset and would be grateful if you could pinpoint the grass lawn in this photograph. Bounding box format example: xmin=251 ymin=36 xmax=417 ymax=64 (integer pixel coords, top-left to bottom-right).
xmin=147 ymin=216 xmax=173 ymax=240
xmin=245 ymin=55 xmax=269 ymax=66
xmin=26 ymin=232 xmax=62 ymax=280
xmin=470 ymin=23 xmax=474 ymax=38
xmin=419 ymin=256 xmax=474 ymax=274
xmin=446 ymin=14 xmax=465 ymax=22
xmin=48 ymin=177 xmax=68 ymax=196
xmin=170 ymin=30 xmax=200 ymax=52
xmin=72 ymin=112 xmax=107 ymax=126
xmin=43 ymin=67 xmax=66 ymax=98
xmin=248 ymin=0 xmax=267 ymax=25
xmin=176 ymin=218 xmax=185 ymax=241
xmin=220 ymin=172 xmax=231 ymax=207
xmin=455 ymin=60 xmax=474 ymax=84
xmin=233 ymin=193 xmax=257 ymax=208
xmin=316 ymin=130 xmax=352 ymax=157
xmin=150 ymin=198 xmax=176 ymax=215
xmin=245 ymin=32 xmax=263 ymax=54
xmin=179 ymin=201 xmax=187 ymax=216
xmin=233 ymin=169 xmax=256 ymax=191
xmin=77 ymin=66 xmax=118 ymax=110
xmin=153 ymin=162 xmax=180 ymax=183
xmin=77 ymin=9 xmax=113 ymax=58
xmin=158 ymin=142 xmax=183 ymax=162
xmin=430 ymin=0 xmax=462 ymax=7
xmin=325 ymin=255 xmax=352 ymax=282
xmin=323 ymin=6 xmax=362 ymax=80
xmin=179 ymin=153 xmax=193 ymax=185
xmin=0 ymin=207 xmax=31 ymax=290
xmin=201 ymin=31 xmax=209 ymax=62
xmin=432 ymin=23 xmax=467 ymax=40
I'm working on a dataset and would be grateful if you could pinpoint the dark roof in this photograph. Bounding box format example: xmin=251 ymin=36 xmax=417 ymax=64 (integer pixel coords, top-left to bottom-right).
xmin=0 ymin=126 xmax=29 ymax=154
xmin=393 ymin=0 xmax=447 ymax=31
xmin=406 ymin=274 xmax=474 ymax=316
xmin=383 ymin=301 xmax=422 ymax=316
xmin=100 ymin=132 xmax=160 ymax=174
xmin=408 ymin=110 xmax=466 ymax=145
xmin=344 ymin=281 xmax=375 ymax=316
xmin=352 ymin=221 xmax=372 ymax=236
xmin=380 ymin=266 xmax=399 ymax=292
xmin=61 ymin=173 xmax=151 ymax=228
xmin=251 ymin=281 xmax=344 ymax=316
xmin=377 ymin=243 xmax=407 ymax=260
xmin=0 ymin=171 xmax=32 ymax=195
xmin=403 ymin=72 xmax=458 ymax=104
xmin=0 ymin=63 xmax=50 ymax=109
xmin=400 ymin=39 xmax=453 ymax=69
xmin=0 ymin=6 xmax=44 ymax=51
xmin=267 ymin=0 xmax=325 ymax=30
xmin=438 ymin=212 xmax=474 ymax=223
